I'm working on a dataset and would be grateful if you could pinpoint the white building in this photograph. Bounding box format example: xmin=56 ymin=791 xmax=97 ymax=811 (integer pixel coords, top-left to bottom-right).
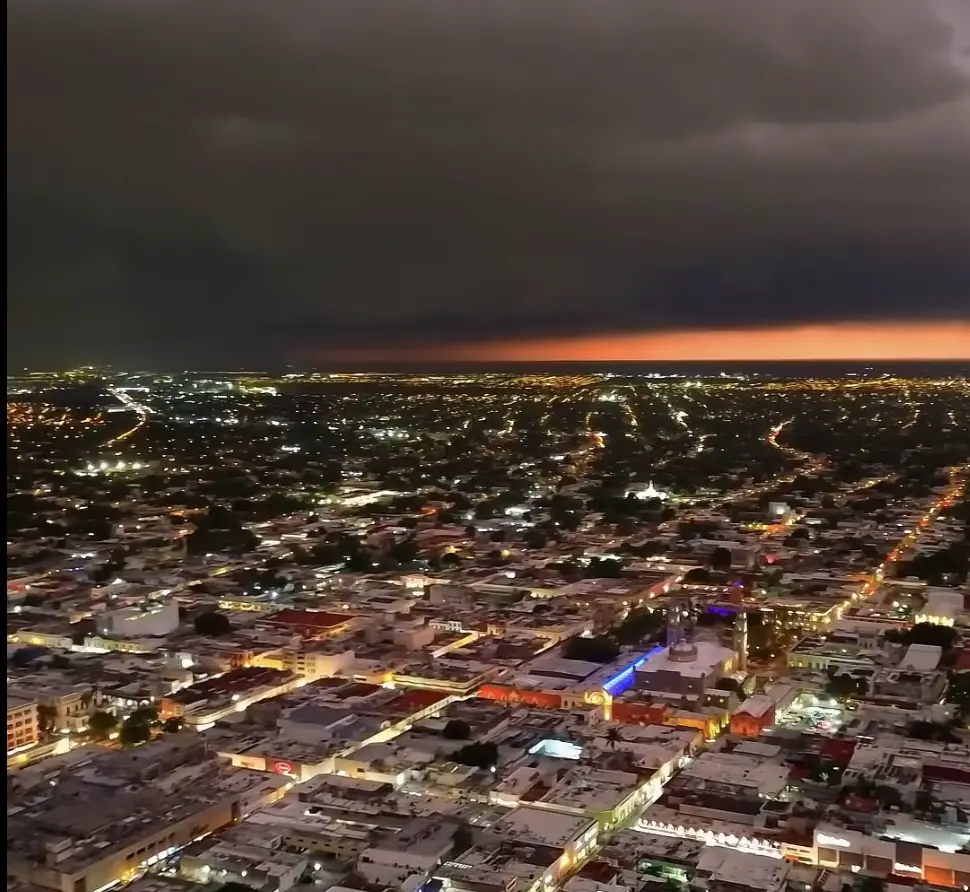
xmin=625 ymin=481 xmax=669 ymax=502
xmin=692 ymin=847 xmax=791 ymax=892
xmin=282 ymin=647 xmax=356 ymax=681
xmin=95 ymin=599 xmax=179 ymax=638
xmin=356 ymin=818 xmax=459 ymax=887
xmin=636 ymin=641 xmax=737 ymax=698
xmin=180 ymin=839 xmax=306 ymax=892
xmin=916 ymin=590 xmax=964 ymax=626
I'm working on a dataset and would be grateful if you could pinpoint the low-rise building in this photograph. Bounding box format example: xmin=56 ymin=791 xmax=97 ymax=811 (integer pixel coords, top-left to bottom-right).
xmin=636 ymin=642 xmax=737 ymax=699
xmin=7 ymin=695 xmax=39 ymax=753
xmin=7 ymin=739 xmax=289 ymax=892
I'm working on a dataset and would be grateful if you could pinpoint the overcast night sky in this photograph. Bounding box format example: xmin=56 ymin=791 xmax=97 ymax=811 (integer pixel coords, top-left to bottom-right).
xmin=7 ymin=0 xmax=970 ymax=369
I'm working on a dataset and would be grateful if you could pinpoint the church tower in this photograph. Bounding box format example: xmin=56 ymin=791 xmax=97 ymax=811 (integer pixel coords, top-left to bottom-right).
xmin=666 ymin=598 xmax=687 ymax=648
xmin=734 ymin=608 xmax=748 ymax=672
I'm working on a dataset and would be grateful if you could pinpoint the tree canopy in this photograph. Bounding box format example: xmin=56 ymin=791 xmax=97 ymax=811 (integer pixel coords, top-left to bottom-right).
xmin=710 ymin=546 xmax=733 ymax=572
xmin=452 ymin=741 xmax=499 ymax=770
xmin=826 ymin=674 xmax=868 ymax=700
xmin=194 ymin=610 xmax=232 ymax=637
xmin=442 ymin=719 xmax=471 ymax=740
xmin=885 ymin=622 xmax=958 ymax=650
xmin=563 ymin=635 xmax=620 ymax=663
xmin=88 ymin=710 xmax=118 ymax=737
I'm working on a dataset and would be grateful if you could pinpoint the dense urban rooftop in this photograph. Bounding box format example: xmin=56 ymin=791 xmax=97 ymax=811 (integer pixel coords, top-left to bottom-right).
xmin=7 ymin=367 xmax=970 ymax=892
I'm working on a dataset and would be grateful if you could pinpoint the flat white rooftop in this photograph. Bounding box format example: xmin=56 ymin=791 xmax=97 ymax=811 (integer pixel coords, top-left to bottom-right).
xmin=491 ymin=805 xmax=595 ymax=848
xmin=637 ymin=641 xmax=735 ymax=679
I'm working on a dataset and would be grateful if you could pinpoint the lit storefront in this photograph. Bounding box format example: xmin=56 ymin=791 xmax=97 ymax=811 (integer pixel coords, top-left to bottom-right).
xmin=813 ymin=825 xmax=970 ymax=888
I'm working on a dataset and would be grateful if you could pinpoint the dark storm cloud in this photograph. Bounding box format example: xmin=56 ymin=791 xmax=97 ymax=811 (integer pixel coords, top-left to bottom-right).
xmin=7 ymin=0 xmax=970 ymax=367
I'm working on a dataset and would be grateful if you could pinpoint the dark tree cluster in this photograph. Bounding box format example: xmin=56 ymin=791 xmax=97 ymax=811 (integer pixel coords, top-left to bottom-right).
xmin=884 ymin=622 xmax=958 ymax=650
xmin=563 ymin=635 xmax=620 ymax=663
xmin=452 ymin=741 xmax=499 ymax=770
xmin=826 ymin=673 xmax=869 ymax=700
xmin=896 ymin=542 xmax=970 ymax=586
xmin=194 ymin=610 xmax=232 ymax=637
xmin=613 ymin=607 xmax=665 ymax=646
xmin=185 ymin=505 xmax=260 ymax=555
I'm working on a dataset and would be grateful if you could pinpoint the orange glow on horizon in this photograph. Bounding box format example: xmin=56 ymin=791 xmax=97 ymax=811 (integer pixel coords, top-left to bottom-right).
xmin=319 ymin=320 xmax=970 ymax=363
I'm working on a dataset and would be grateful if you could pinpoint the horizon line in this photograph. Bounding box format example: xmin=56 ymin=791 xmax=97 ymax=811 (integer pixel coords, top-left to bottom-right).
xmin=309 ymin=320 xmax=970 ymax=364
